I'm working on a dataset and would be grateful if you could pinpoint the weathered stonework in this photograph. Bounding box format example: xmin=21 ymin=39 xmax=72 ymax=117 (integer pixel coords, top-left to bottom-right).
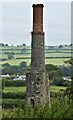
xmin=26 ymin=4 xmax=50 ymax=107
xmin=26 ymin=71 xmax=50 ymax=106
xmin=31 ymin=32 xmax=45 ymax=72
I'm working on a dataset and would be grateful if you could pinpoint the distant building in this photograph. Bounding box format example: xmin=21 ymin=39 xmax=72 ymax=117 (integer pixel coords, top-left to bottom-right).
xmin=0 ymin=74 xmax=10 ymax=78
xmin=63 ymin=76 xmax=71 ymax=81
xmin=13 ymin=75 xmax=26 ymax=80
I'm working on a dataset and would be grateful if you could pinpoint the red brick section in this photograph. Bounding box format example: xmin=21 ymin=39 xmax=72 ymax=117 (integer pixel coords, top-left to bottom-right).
xmin=32 ymin=4 xmax=44 ymax=32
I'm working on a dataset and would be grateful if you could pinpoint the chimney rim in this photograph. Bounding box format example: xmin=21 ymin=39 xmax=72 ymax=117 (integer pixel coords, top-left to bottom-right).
xmin=32 ymin=4 xmax=44 ymax=7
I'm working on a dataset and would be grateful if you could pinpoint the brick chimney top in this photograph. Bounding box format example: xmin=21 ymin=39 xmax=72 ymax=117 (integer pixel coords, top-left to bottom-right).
xmin=32 ymin=4 xmax=44 ymax=32
xmin=32 ymin=4 xmax=44 ymax=7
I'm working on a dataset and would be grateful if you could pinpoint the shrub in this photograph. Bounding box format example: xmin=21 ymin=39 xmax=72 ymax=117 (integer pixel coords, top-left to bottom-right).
xmin=45 ymin=64 xmax=58 ymax=72
xmin=2 ymin=92 xmax=26 ymax=99
xmin=59 ymin=65 xmax=71 ymax=76
xmin=45 ymin=64 xmax=63 ymax=80
xmin=2 ymin=78 xmax=26 ymax=87
xmin=52 ymin=77 xmax=70 ymax=86
xmin=2 ymin=63 xmax=10 ymax=67
xmin=2 ymin=99 xmax=25 ymax=108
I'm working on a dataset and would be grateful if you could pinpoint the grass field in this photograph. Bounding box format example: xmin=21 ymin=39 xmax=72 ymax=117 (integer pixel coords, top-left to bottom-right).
xmin=45 ymin=58 xmax=69 ymax=65
xmin=0 ymin=46 xmax=31 ymax=50
xmin=3 ymin=86 xmax=67 ymax=93
xmin=1 ymin=53 xmax=71 ymax=59
xmin=0 ymin=59 xmax=31 ymax=66
xmin=0 ymin=58 xmax=69 ymax=66
xmin=0 ymin=45 xmax=71 ymax=66
xmin=3 ymin=87 xmax=26 ymax=93
xmin=50 ymin=86 xmax=67 ymax=93
xmin=45 ymin=53 xmax=71 ymax=57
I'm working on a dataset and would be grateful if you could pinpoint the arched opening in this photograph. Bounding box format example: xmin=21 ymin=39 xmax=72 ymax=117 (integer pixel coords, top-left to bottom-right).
xmin=30 ymin=98 xmax=35 ymax=107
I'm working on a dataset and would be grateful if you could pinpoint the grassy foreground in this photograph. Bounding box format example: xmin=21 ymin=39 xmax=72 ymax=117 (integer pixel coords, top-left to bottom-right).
xmin=2 ymin=98 xmax=73 ymax=118
xmin=2 ymin=86 xmax=70 ymax=118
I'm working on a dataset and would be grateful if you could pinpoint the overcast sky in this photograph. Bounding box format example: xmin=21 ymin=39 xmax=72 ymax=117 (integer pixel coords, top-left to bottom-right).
xmin=0 ymin=1 xmax=71 ymax=46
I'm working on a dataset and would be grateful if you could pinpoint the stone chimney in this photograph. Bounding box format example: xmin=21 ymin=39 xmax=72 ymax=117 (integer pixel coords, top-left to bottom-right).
xmin=26 ymin=4 xmax=50 ymax=107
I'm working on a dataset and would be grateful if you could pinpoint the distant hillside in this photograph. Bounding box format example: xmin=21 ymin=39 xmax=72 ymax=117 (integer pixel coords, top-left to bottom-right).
xmin=0 ymin=45 xmax=72 ymax=66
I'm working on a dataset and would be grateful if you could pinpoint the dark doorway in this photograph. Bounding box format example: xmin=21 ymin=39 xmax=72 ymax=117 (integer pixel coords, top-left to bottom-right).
xmin=30 ymin=98 xmax=35 ymax=107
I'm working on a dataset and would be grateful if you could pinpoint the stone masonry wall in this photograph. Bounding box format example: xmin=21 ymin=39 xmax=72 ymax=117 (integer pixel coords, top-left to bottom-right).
xmin=31 ymin=32 xmax=45 ymax=72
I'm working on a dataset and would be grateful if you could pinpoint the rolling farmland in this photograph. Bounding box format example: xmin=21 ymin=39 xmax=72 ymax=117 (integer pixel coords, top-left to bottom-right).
xmin=0 ymin=45 xmax=72 ymax=66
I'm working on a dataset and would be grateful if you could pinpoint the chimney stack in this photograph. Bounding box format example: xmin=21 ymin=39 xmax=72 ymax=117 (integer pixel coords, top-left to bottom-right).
xmin=33 ymin=4 xmax=44 ymax=32
xmin=26 ymin=4 xmax=50 ymax=107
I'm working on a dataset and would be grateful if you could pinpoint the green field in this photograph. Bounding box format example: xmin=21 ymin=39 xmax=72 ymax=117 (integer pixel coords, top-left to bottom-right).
xmin=3 ymin=86 xmax=66 ymax=94
xmin=45 ymin=58 xmax=69 ymax=65
xmin=0 ymin=59 xmax=31 ymax=66
xmin=50 ymin=86 xmax=67 ymax=93
xmin=1 ymin=53 xmax=71 ymax=59
xmin=3 ymin=87 xmax=26 ymax=93
xmin=0 ymin=58 xmax=69 ymax=66
xmin=0 ymin=45 xmax=72 ymax=66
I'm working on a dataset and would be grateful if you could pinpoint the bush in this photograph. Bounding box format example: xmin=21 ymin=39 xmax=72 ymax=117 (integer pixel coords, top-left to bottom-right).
xmin=19 ymin=62 xmax=27 ymax=68
xmin=2 ymin=78 xmax=26 ymax=87
xmin=7 ymin=52 xmax=14 ymax=60
xmin=2 ymin=92 xmax=26 ymax=99
xmin=52 ymin=77 xmax=70 ymax=86
xmin=50 ymin=92 xmax=63 ymax=98
xmin=45 ymin=64 xmax=63 ymax=80
xmin=52 ymin=77 xmax=64 ymax=86
xmin=2 ymin=63 xmax=10 ymax=67
xmin=45 ymin=64 xmax=58 ymax=72
xmin=59 ymin=65 xmax=71 ymax=76
xmin=2 ymin=99 xmax=25 ymax=108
